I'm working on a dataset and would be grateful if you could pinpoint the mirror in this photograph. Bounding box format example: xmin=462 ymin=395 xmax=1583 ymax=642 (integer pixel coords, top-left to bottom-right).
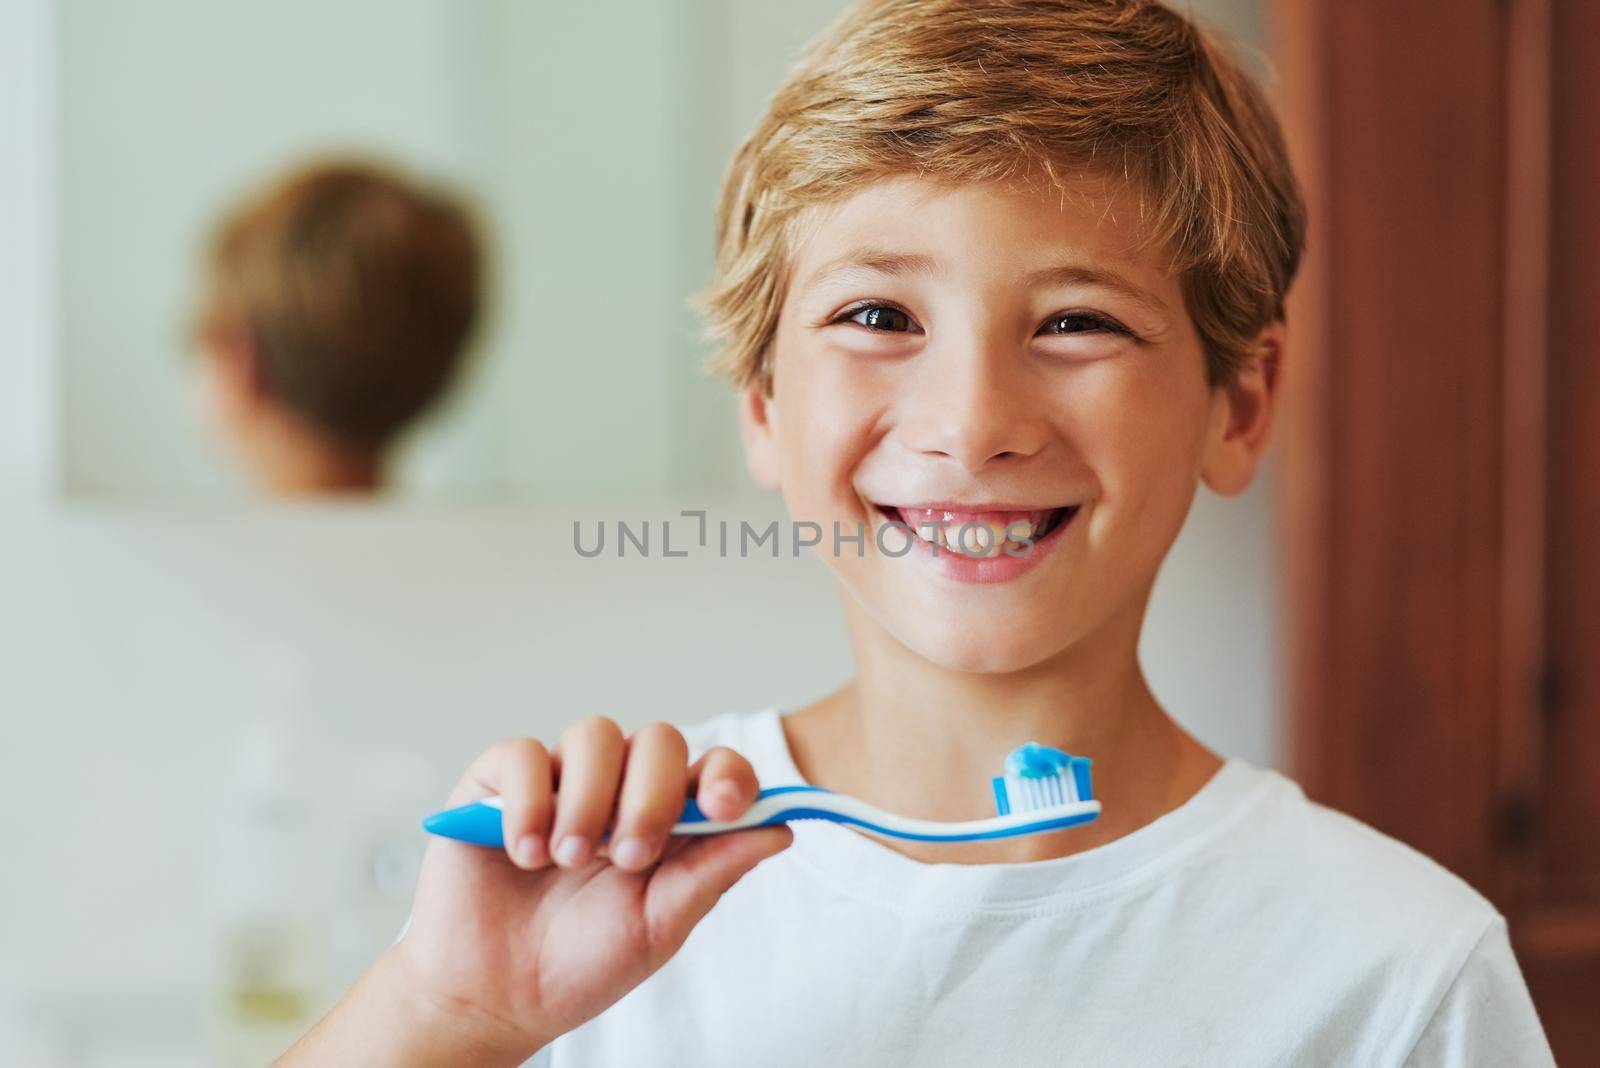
xmin=56 ymin=0 xmax=856 ymax=503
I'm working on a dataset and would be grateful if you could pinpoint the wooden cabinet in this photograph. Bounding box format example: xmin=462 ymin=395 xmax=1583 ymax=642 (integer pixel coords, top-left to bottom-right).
xmin=1275 ymin=0 xmax=1598 ymax=1060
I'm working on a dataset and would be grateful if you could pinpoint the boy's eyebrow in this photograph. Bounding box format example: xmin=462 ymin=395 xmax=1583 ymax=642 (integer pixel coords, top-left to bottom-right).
xmin=802 ymin=249 xmax=939 ymax=289
xmin=1024 ymin=264 xmax=1169 ymax=315
xmin=803 ymin=248 xmax=1168 ymax=316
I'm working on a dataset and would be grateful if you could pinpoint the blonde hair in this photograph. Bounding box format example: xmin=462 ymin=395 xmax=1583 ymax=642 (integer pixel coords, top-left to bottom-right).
xmin=698 ymin=0 xmax=1306 ymax=393
xmin=195 ymin=159 xmax=483 ymax=446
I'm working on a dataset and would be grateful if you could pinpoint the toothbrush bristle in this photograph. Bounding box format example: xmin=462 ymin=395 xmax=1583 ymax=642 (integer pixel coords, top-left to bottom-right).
xmin=992 ymin=741 xmax=1092 ymax=815
xmin=996 ymin=769 xmax=1079 ymax=813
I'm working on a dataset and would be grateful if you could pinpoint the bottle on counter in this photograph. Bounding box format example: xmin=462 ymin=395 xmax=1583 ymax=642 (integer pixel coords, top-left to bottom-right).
xmin=207 ymin=647 xmax=329 ymax=1067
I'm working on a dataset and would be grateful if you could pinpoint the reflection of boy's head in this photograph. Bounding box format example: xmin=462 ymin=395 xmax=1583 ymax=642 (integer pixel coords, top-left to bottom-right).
xmin=194 ymin=160 xmax=482 ymax=491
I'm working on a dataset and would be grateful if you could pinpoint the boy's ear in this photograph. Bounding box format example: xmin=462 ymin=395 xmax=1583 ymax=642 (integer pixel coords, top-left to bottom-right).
xmin=1200 ymin=320 xmax=1284 ymax=496
xmin=737 ymin=386 xmax=782 ymax=492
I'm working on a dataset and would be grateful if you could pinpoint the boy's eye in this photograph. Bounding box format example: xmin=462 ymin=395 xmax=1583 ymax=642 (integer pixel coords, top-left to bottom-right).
xmin=836 ymin=303 xmax=919 ymax=333
xmin=1038 ymin=311 xmax=1131 ymax=337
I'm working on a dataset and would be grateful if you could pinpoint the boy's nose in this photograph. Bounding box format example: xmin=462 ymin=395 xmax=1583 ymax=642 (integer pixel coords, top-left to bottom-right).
xmin=893 ymin=344 xmax=1050 ymax=472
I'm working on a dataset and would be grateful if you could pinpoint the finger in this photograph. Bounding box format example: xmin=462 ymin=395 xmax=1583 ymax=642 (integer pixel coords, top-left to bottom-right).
xmin=640 ymin=827 xmax=792 ymax=965
xmin=687 ymin=747 xmax=760 ymax=822
xmin=497 ymin=738 xmax=554 ymax=870
xmin=440 ymin=738 xmax=556 ymax=869
xmin=445 ymin=739 xmax=523 ymax=807
xmin=549 ymin=716 xmax=626 ymax=869
xmin=611 ymin=723 xmax=690 ymax=873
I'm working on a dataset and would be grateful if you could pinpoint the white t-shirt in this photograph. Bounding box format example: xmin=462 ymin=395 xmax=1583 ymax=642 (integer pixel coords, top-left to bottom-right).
xmin=537 ymin=708 xmax=1554 ymax=1067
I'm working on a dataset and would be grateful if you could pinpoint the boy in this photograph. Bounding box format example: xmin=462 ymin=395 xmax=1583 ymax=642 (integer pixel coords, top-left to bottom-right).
xmin=192 ymin=160 xmax=482 ymax=496
xmin=282 ymin=0 xmax=1554 ymax=1063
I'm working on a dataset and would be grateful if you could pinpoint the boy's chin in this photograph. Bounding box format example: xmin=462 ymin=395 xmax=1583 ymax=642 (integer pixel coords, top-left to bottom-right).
xmin=886 ymin=616 xmax=1068 ymax=675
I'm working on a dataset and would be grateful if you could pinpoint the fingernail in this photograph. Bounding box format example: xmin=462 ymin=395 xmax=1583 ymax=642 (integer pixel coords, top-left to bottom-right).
xmin=513 ymin=835 xmax=546 ymax=868
xmin=610 ymin=837 xmax=652 ymax=871
xmin=709 ymin=780 xmax=744 ymax=811
xmin=554 ymin=835 xmax=589 ymax=868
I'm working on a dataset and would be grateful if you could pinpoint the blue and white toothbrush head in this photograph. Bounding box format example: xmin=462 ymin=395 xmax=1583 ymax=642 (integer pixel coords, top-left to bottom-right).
xmin=991 ymin=741 xmax=1095 ymax=819
xmin=423 ymin=740 xmax=1099 ymax=847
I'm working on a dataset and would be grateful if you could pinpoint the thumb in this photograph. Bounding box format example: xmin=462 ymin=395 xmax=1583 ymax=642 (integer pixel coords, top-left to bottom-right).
xmin=639 ymin=827 xmax=792 ymax=963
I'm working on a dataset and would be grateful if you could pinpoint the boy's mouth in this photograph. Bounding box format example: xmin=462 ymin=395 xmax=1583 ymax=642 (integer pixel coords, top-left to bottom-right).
xmin=870 ymin=502 xmax=1080 ymax=557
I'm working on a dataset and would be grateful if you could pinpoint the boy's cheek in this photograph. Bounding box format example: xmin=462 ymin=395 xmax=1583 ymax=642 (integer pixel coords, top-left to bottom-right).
xmin=1076 ymin=373 xmax=1213 ymax=476
xmin=776 ymin=409 xmax=877 ymax=510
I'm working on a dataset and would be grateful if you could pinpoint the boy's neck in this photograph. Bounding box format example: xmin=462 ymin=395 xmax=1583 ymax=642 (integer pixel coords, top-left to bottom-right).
xmin=237 ymin=409 xmax=385 ymax=497
xmin=782 ymin=590 xmax=1224 ymax=865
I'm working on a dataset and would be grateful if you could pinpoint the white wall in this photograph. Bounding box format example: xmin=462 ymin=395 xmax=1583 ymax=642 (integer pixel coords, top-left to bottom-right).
xmin=3 ymin=0 xmax=1283 ymax=1061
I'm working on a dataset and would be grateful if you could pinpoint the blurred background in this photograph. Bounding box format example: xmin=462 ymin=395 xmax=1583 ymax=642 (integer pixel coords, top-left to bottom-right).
xmin=1 ymin=0 xmax=1594 ymax=1064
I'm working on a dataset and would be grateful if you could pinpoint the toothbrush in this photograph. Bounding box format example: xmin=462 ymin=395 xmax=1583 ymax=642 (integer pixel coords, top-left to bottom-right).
xmin=422 ymin=741 xmax=1099 ymax=847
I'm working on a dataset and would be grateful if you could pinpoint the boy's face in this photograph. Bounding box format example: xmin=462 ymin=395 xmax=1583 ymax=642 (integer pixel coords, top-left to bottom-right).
xmin=741 ymin=177 xmax=1278 ymax=674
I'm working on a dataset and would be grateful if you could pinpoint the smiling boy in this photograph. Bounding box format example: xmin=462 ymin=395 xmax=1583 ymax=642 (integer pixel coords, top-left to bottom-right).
xmin=282 ymin=1 xmax=1554 ymax=1064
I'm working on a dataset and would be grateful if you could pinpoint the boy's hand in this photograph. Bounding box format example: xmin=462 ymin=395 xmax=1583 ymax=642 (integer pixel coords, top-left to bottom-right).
xmin=386 ymin=718 xmax=790 ymax=1059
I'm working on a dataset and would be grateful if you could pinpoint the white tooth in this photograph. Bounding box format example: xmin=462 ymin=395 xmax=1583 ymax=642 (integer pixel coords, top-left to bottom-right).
xmin=912 ymin=521 xmax=941 ymax=545
xmin=960 ymin=522 xmax=1006 ymax=557
xmin=1008 ymin=519 xmax=1035 ymax=542
xmin=958 ymin=523 xmax=985 ymax=556
xmin=985 ymin=522 xmax=1009 ymax=556
xmin=939 ymin=525 xmax=961 ymax=552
